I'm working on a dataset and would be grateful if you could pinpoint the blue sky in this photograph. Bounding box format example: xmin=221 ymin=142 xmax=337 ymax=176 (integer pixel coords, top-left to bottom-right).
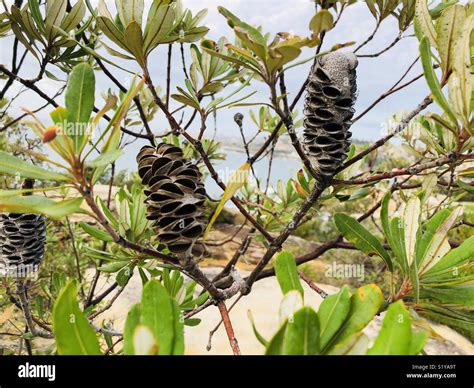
xmin=0 ymin=0 xmax=431 ymax=169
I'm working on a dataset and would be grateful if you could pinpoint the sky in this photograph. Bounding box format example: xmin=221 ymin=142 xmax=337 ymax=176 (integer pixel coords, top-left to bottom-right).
xmin=0 ymin=0 xmax=432 ymax=171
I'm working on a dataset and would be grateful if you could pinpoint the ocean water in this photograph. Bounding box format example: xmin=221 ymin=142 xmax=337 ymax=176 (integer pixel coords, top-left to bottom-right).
xmin=206 ymin=151 xmax=303 ymax=197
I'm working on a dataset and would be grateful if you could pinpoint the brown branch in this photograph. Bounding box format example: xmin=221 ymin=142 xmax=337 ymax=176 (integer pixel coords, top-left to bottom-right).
xmin=217 ymin=301 xmax=241 ymax=355
xmin=340 ymin=95 xmax=433 ymax=173
xmin=298 ymin=271 xmax=328 ymax=298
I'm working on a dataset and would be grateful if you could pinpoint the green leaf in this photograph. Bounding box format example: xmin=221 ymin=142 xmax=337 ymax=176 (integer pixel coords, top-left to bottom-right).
xmin=88 ymin=149 xmax=123 ymax=168
xmin=28 ymin=0 xmax=45 ymax=33
xmin=318 ymin=285 xmax=351 ymax=350
xmin=65 ymin=63 xmax=96 ymax=151
xmin=410 ymin=331 xmax=429 ymax=355
xmin=265 ymin=321 xmax=288 ymax=355
xmin=403 ymin=196 xmax=421 ymax=266
xmin=247 ymin=310 xmax=268 ymax=347
xmin=423 ymin=236 xmax=474 ymax=276
xmin=141 ymin=280 xmax=184 ymax=355
xmin=329 ymin=284 xmax=383 ymax=348
xmin=52 ymin=280 xmax=101 ymax=355
xmin=123 ymin=303 xmax=141 ymax=355
xmin=430 ymin=0 xmax=459 ymax=19
xmin=309 ymin=10 xmax=334 ymax=35
xmin=61 ymin=0 xmax=86 ymax=32
xmin=274 ymin=251 xmax=304 ymax=297
xmin=448 ymin=14 xmax=473 ymax=131
xmin=327 ymin=332 xmax=369 ymax=355
xmin=0 ymin=151 xmax=70 ymax=181
xmin=116 ymin=0 xmax=144 ymax=27
xmin=124 ymin=21 xmax=145 ymax=66
xmin=0 ymin=196 xmax=83 ymax=219
xmin=418 ymin=206 xmax=463 ymax=274
xmin=390 ymin=216 xmax=408 ymax=273
xmin=368 ymin=301 xmax=413 ymax=355
xmin=334 ymin=213 xmax=393 ymax=272
xmin=204 ymin=162 xmax=250 ymax=238
xmin=419 ymin=37 xmax=457 ymax=124
xmin=415 ymin=209 xmax=450 ymax=265
xmin=45 ymin=0 xmax=67 ymax=40
xmin=415 ymin=0 xmax=437 ymax=47
xmin=79 ymin=221 xmax=113 ymax=242
xmin=282 ymin=307 xmax=319 ymax=355
xmin=436 ymin=4 xmax=466 ymax=73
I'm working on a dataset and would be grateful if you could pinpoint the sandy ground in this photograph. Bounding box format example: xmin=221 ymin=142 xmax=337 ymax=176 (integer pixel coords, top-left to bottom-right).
xmin=93 ymin=268 xmax=474 ymax=355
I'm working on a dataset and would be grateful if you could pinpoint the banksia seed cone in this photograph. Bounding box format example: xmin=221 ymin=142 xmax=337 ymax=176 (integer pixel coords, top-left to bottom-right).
xmin=303 ymin=52 xmax=358 ymax=181
xmin=137 ymin=143 xmax=206 ymax=254
xmin=0 ymin=213 xmax=46 ymax=275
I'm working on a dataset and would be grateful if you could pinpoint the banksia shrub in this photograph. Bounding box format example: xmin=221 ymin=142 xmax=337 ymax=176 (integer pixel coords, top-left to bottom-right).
xmin=137 ymin=143 xmax=206 ymax=254
xmin=302 ymin=52 xmax=358 ymax=181
xmin=0 ymin=213 xmax=46 ymax=276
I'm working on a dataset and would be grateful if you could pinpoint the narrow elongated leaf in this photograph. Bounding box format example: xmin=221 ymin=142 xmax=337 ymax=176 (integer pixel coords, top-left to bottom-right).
xmin=52 ymin=280 xmax=101 ymax=355
xmin=282 ymin=307 xmax=320 ymax=355
xmin=204 ymin=162 xmax=250 ymax=238
xmin=419 ymin=37 xmax=457 ymax=124
xmin=390 ymin=216 xmax=408 ymax=273
xmin=45 ymin=0 xmax=67 ymax=40
xmin=88 ymin=149 xmax=123 ymax=168
xmin=61 ymin=0 xmax=86 ymax=32
xmin=436 ymin=4 xmax=466 ymax=73
xmin=65 ymin=63 xmax=96 ymax=151
xmin=115 ymin=0 xmax=144 ymax=27
xmin=449 ymin=14 xmax=473 ymax=130
xmin=415 ymin=0 xmax=437 ymax=46
xmin=318 ymin=285 xmax=351 ymax=350
xmin=140 ymin=280 xmax=184 ymax=355
xmin=368 ymin=301 xmax=413 ymax=355
xmin=404 ymin=196 xmax=421 ymax=266
xmin=124 ymin=21 xmax=145 ymax=66
xmin=423 ymin=236 xmax=474 ymax=276
xmin=415 ymin=209 xmax=450 ymax=265
xmin=0 ymin=151 xmax=70 ymax=181
xmin=274 ymin=251 xmax=304 ymax=297
xmin=0 ymin=196 xmax=83 ymax=218
xmin=419 ymin=207 xmax=463 ymax=273
xmin=79 ymin=221 xmax=113 ymax=242
xmin=335 ymin=213 xmax=393 ymax=271
xmin=247 ymin=310 xmax=268 ymax=347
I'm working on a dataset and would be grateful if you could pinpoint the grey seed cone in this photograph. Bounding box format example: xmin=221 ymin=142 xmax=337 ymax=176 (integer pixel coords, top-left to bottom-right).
xmin=302 ymin=51 xmax=358 ymax=181
xmin=136 ymin=143 xmax=206 ymax=254
xmin=0 ymin=213 xmax=46 ymax=276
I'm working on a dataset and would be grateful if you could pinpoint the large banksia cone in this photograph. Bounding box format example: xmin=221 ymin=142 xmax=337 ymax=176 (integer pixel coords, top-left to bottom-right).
xmin=303 ymin=52 xmax=358 ymax=181
xmin=0 ymin=213 xmax=46 ymax=276
xmin=137 ymin=143 xmax=206 ymax=254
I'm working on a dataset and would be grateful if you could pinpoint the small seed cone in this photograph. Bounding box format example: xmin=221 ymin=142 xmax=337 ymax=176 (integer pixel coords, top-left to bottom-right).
xmin=136 ymin=143 xmax=206 ymax=254
xmin=0 ymin=213 xmax=46 ymax=276
xmin=302 ymin=52 xmax=358 ymax=181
